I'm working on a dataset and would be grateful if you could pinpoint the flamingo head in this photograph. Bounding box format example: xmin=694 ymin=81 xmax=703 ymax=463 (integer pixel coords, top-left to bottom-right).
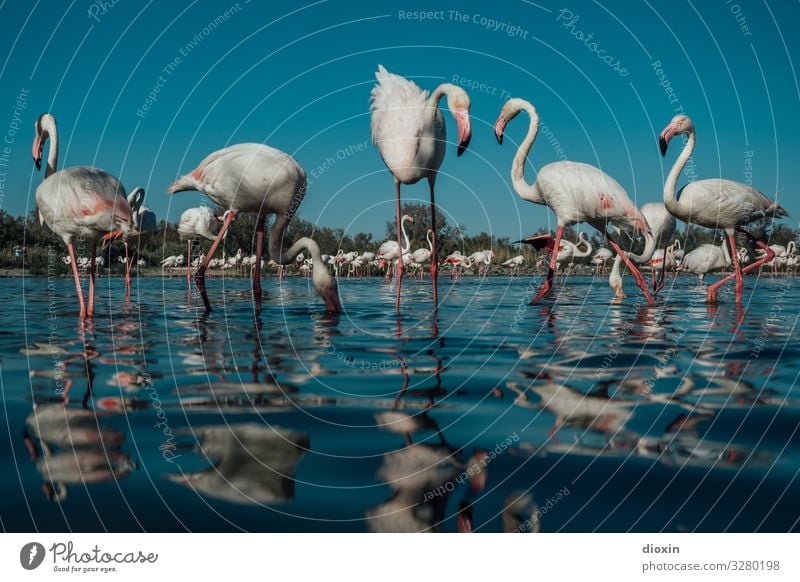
xmin=446 ymin=87 xmax=472 ymax=156
xmin=659 ymin=114 xmax=694 ymax=156
xmin=32 ymin=113 xmax=55 ymax=171
xmin=494 ymin=98 xmax=527 ymax=145
xmin=314 ymin=268 xmax=341 ymax=313
xmin=127 ymin=187 xmax=145 ymax=212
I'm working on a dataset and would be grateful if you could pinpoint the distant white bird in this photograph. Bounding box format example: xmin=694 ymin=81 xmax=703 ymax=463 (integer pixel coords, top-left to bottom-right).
xmin=370 ymin=64 xmax=472 ymax=311
xmin=121 ymin=187 xmax=156 ymax=296
xmin=377 ymin=215 xmax=414 ymax=280
xmin=501 ymin=254 xmax=525 ymax=275
xmin=410 ymin=229 xmax=433 ymax=278
xmin=467 ymin=250 xmax=495 ymax=277
xmin=591 ymin=247 xmax=613 ymax=276
xmin=161 ymin=255 xmax=185 ymax=270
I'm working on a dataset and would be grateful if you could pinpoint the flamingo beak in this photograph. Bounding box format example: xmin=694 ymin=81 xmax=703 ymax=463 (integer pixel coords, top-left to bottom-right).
xmin=456 ymin=107 xmax=471 ymax=156
xmin=324 ymin=287 xmax=341 ymax=313
xmin=494 ymin=115 xmax=507 ymax=145
xmin=32 ymin=136 xmax=42 ymax=171
xmin=659 ymin=127 xmax=675 ymax=157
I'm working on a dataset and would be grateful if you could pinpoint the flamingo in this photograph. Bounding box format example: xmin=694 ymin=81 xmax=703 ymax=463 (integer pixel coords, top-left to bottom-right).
xmin=757 ymin=242 xmax=794 ymax=276
xmin=467 ymin=250 xmax=495 ymax=277
xmin=659 ymin=114 xmax=788 ymax=303
xmin=501 ymin=254 xmax=525 ymax=275
xmin=590 ymin=247 xmax=613 ymax=276
xmin=32 ymin=112 xmax=134 ymax=318
xmin=410 ymin=229 xmax=434 ymax=278
xmin=672 ymin=238 xmax=685 ymax=263
xmin=377 ymin=214 xmax=414 ymax=280
xmin=495 ymin=98 xmax=655 ymax=304
xmin=121 ymin=187 xmax=156 ymax=297
xmin=370 ymin=65 xmax=472 ymax=312
xmin=178 ymin=206 xmax=223 ymax=284
xmin=442 ymin=250 xmax=472 ymax=281
xmin=680 ymin=236 xmax=731 ymax=283
xmin=641 ymin=202 xmax=677 ymax=295
xmin=161 ymin=255 xmax=185 ymax=270
xmin=518 ymin=232 xmax=592 ymax=284
xmin=168 ymin=143 xmax=340 ymax=312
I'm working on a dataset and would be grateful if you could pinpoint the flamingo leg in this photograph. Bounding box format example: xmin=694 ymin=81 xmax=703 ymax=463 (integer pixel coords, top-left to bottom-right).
xmin=253 ymin=214 xmax=266 ymax=312
xmin=604 ymin=233 xmax=655 ymax=305
xmin=87 ymin=243 xmax=97 ymax=318
xmin=195 ymin=210 xmax=236 ymax=311
xmin=394 ymin=180 xmax=404 ymax=314
xmin=428 ymin=179 xmax=439 ymax=310
xmin=66 ymin=243 xmax=86 ymax=318
xmin=708 ymin=229 xmax=775 ymax=300
xmin=123 ymin=243 xmax=131 ymax=300
xmin=707 ymin=234 xmax=744 ymax=304
xmin=531 ymin=226 xmax=563 ymax=304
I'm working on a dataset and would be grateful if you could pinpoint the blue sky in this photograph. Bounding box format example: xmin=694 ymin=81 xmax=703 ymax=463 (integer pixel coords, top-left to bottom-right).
xmin=0 ymin=0 xmax=797 ymax=241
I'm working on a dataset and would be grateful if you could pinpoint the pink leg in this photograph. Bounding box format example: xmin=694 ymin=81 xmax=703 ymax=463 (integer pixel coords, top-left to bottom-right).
xmin=67 ymin=243 xmax=86 ymax=318
xmin=707 ymin=234 xmax=743 ymax=304
xmin=709 ymin=229 xmax=775 ymax=300
xmin=531 ymin=226 xmax=563 ymax=304
xmin=394 ymin=180 xmax=404 ymax=314
xmin=428 ymin=180 xmax=439 ymax=309
xmin=196 ymin=210 xmax=236 ymax=310
xmin=87 ymin=243 xmax=97 ymax=318
xmin=605 ymin=233 xmax=654 ymax=304
xmin=253 ymin=215 xmax=266 ymax=311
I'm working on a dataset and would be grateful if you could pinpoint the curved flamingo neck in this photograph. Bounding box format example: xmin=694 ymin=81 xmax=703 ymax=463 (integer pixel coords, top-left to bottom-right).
xmin=426 ymin=84 xmax=454 ymax=125
xmin=400 ymin=217 xmax=412 ymax=253
xmin=663 ymin=130 xmax=695 ymax=214
xmin=511 ymin=102 xmax=543 ymax=205
xmin=720 ymin=238 xmax=731 ymax=264
xmin=43 ymin=116 xmax=59 ymax=179
xmin=426 ymin=229 xmax=433 ymax=252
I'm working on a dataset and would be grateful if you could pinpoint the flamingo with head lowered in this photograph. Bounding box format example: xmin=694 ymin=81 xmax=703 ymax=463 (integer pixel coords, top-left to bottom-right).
xmin=659 ymin=114 xmax=788 ymax=303
xmin=121 ymin=187 xmax=156 ymax=298
xmin=495 ymin=98 xmax=655 ymax=304
xmin=168 ymin=144 xmax=340 ymax=313
xmin=178 ymin=206 xmax=224 ymax=284
xmin=370 ymin=65 xmax=472 ymax=312
xmin=32 ymin=112 xmax=134 ymax=318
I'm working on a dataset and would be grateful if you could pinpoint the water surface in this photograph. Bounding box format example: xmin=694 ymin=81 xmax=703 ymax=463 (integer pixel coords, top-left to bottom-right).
xmin=2 ymin=274 xmax=798 ymax=532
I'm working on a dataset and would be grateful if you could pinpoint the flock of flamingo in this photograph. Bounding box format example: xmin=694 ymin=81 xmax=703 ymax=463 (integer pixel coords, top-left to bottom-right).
xmin=33 ymin=66 xmax=787 ymax=319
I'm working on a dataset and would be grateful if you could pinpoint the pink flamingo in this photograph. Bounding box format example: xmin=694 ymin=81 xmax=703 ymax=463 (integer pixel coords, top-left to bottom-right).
xmin=168 ymin=144 xmax=340 ymax=312
xmin=370 ymin=65 xmax=472 ymax=312
xmin=495 ymin=98 xmax=655 ymax=304
xmin=659 ymin=114 xmax=788 ymax=303
xmin=33 ymin=113 xmax=133 ymax=318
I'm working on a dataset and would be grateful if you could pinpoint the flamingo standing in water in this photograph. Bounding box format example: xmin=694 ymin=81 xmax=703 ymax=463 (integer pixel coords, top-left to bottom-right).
xmin=495 ymin=98 xmax=655 ymax=304
xmin=410 ymin=229 xmax=434 ymax=278
xmin=641 ymin=202 xmax=677 ymax=296
xmin=680 ymin=236 xmax=731 ymax=283
xmin=370 ymin=65 xmax=472 ymax=312
xmin=377 ymin=214 xmax=414 ymax=280
xmin=518 ymin=232 xmax=592 ymax=284
xmin=178 ymin=206 xmax=223 ymax=284
xmin=501 ymin=254 xmax=525 ymax=275
xmin=168 ymin=144 xmax=340 ymax=312
xmin=659 ymin=114 xmax=788 ymax=303
xmin=590 ymin=247 xmax=613 ymax=276
xmin=32 ymin=113 xmax=134 ymax=318
xmin=121 ymin=187 xmax=156 ymax=297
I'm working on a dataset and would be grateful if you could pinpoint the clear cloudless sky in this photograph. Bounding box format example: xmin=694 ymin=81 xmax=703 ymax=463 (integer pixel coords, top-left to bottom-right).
xmin=0 ymin=0 xmax=798 ymax=241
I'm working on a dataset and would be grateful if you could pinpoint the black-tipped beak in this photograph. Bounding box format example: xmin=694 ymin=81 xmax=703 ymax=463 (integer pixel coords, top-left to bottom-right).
xmin=659 ymin=136 xmax=668 ymax=157
xmin=34 ymin=157 xmax=41 ymax=171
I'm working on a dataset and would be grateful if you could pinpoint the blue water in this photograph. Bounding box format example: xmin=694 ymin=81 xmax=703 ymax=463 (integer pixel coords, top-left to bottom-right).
xmin=1 ymin=274 xmax=798 ymax=532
